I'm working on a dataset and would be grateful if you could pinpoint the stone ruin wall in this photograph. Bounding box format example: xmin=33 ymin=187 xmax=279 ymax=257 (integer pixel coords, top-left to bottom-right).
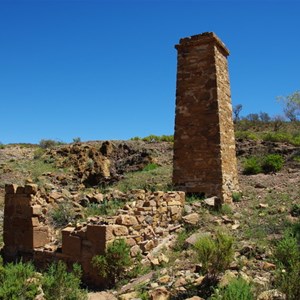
xmin=2 ymin=183 xmax=185 ymax=286
xmin=173 ymin=32 xmax=239 ymax=202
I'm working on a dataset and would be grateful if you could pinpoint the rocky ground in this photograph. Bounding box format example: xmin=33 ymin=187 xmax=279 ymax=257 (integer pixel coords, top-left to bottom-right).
xmin=0 ymin=139 xmax=299 ymax=299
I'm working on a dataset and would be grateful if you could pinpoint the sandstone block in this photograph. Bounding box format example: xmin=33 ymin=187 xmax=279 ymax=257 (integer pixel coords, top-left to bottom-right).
xmin=182 ymin=213 xmax=199 ymax=225
xmin=31 ymin=205 xmax=43 ymax=216
xmin=31 ymin=217 xmax=40 ymax=227
xmin=16 ymin=186 xmax=25 ymax=194
xmin=24 ymin=184 xmax=38 ymax=195
xmin=5 ymin=184 xmax=17 ymax=194
xmin=33 ymin=226 xmax=49 ymax=248
xmin=116 ymin=215 xmax=138 ymax=226
xmin=62 ymin=234 xmax=81 ymax=257
xmin=112 ymin=225 xmax=129 ymax=236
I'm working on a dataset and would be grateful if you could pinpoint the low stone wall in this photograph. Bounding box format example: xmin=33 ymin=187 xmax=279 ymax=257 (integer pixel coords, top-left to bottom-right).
xmin=2 ymin=184 xmax=185 ymax=286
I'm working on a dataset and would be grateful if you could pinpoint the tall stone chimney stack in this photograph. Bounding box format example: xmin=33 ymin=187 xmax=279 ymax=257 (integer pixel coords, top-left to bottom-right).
xmin=173 ymin=32 xmax=239 ymax=203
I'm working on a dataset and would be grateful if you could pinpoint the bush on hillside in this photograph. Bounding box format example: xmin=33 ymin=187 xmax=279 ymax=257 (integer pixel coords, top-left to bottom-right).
xmin=261 ymin=154 xmax=284 ymax=173
xmin=194 ymin=232 xmax=234 ymax=277
xmin=42 ymin=261 xmax=87 ymax=300
xmin=274 ymin=232 xmax=300 ymax=300
xmin=0 ymin=259 xmax=40 ymax=299
xmin=92 ymin=238 xmax=132 ymax=287
xmin=243 ymin=157 xmax=262 ymax=175
xmin=210 ymin=277 xmax=254 ymax=300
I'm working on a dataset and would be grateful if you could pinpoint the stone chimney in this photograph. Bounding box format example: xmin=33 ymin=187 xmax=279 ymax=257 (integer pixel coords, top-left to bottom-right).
xmin=173 ymin=32 xmax=239 ymax=203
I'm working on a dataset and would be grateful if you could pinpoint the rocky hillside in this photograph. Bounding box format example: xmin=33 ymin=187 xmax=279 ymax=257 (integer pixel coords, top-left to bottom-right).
xmin=0 ymin=139 xmax=300 ymax=299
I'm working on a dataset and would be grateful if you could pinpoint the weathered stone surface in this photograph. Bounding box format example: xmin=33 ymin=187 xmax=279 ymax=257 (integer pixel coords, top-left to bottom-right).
xmin=173 ymin=32 xmax=239 ymax=203
xmin=149 ymin=287 xmax=170 ymax=300
xmin=116 ymin=215 xmax=138 ymax=226
xmin=257 ymin=289 xmax=286 ymax=300
xmin=182 ymin=213 xmax=199 ymax=225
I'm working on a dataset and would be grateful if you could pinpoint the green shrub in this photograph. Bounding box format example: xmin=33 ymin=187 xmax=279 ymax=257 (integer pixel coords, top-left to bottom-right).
xmin=186 ymin=193 xmax=205 ymax=204
xmin=210 ymin=277 xmax=254 ymax=300
xmin=39 ymin=139 xmax=64 ymax=149
xmin=85 ymin=199 xmax=124 ymax=217
xmin=141 ymin=134 xmax=174 ymax=142
xmin=142 ymin=163 xmax=159 ymax=172
xmin=274 ymin=232 xmax=300 ymax=299
xmin=243 ymin=157 xmax=262 ymax=175
xmin=262 ymin=154 xmax=284 ymax=173
xmin=194 ymin=232 xmax=234 ymax=277
xmin=235 ymin=131 xmax=258 ymax=140
xmin=290 ymin=204 xmax=300 ymax=217
xmin=92 ymin=238 xmax=132 ymax=287
xmin=0 ymin=143 xmax=4 ymax=149
xmin=130 ymin=136 xmax=142 ymax=141
xmin=0 ymin=260 xmax=40 ymax=299
xmin=72 ymin=137 xmax=81 ymax=143
xmin=33 ymin=147 xmax=46 ymax=159
xmin=173 ymin=229 xmax=190 ymax=252
xmin=42 ymin=261 xmax=87 ymax=300
xmin=49 ymin=202 xmax=76 ymax=228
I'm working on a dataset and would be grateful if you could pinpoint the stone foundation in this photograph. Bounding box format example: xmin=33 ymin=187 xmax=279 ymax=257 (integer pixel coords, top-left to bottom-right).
xmin=2 ymin=184 xmax=185 ymax=286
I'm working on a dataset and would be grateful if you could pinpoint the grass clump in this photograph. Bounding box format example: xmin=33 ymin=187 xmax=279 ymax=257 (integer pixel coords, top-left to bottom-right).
xmin=194 ymin=232 xmax=234 ymax=278
xmin=210 ymin=277 xmax=254 ymax=300
xmin=113 ymin=165 xmax=172 ymax=192
xmin=85 ymin=199 xmax=124 ymax=217
xmin=42 ymin=261 xmax=87 ymax=300
xmin=232 ymin=191 xmax=242 ymax=202
xmin=142 ymin=163 xmax=159 ymax=172
xmin=273 ymin=231 xmax=300 ymax=299
xmin=92 ymin=239 xmax=132 ymax=287
xmin=49 ymin=202 xmax=76 ymax=228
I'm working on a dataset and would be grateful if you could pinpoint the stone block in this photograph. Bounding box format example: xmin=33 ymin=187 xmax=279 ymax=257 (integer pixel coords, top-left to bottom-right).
xmin=11 ymin=217 xmax=32 ymax=228
xmin=3 ymin=230 xmax=15 ymax=246
xmin=86 ymin=225 xmax=106 ymax=254
xmin=14 ymin=195 xmax=32 ymax=207
xmin=62 ymin=234 xmax=81 ymax=257
xmin=16 ymin=186 xmax=25 ymax=194
xmin=24 ymin=184 xmax=38 ymax=195
xmin=4 ymin=204 xmax=14 ymax=216
xmin=5 ymin=184 xmax=17 ymax=194
xmin=31 ymin=205 xmax=43 ymax=216
xmin=116 ymin=215 xmax=138 ymax=226
xmin=16 ymin=229 xmax=33 ymax=249
xmin=33 ymin=226 xmax=49 ymax=248
xmin=112 ymin=225 xmax=129 ymax=236
xmin=31 ymin=217 xmax=40 ymax=227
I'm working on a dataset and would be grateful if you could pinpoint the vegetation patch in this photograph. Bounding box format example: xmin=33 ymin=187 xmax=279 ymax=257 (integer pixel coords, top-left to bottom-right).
xmin=92 ymin=239 xmax=132 ymax=287
xmin=210 ymin=277 xmax=254 ymax=300
xmin=194 ymin=231 xmax=234 ymax=277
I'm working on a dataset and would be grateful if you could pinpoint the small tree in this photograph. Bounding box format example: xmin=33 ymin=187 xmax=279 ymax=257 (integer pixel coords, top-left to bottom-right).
xmin=92 ymin=239 xmax=132 ymax=287
xmin=259 ymin=111 xmax=271 ymax=123
xmin=233 ymin=104 xmax=243 ymax=123
xmin=277 ymin=91 xmax=300 ymax=121
xmin=272 ymin=115 xmax=285 ymax=132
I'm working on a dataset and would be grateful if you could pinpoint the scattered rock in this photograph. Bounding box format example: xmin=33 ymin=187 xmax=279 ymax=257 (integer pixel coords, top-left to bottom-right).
xmin=257 ymin=289 xmax=286 ymax=300
xmin=149 ymin=287 xmax=170 ymax=300
xmin=203 ymin=196 xmax=221 ymax=209
xmin=182 ymin=213 xmax=199 ymax=225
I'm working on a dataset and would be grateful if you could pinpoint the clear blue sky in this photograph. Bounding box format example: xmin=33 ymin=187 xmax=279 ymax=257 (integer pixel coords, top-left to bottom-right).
xmin=1 ymin=0 xmax=299 ymax=144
